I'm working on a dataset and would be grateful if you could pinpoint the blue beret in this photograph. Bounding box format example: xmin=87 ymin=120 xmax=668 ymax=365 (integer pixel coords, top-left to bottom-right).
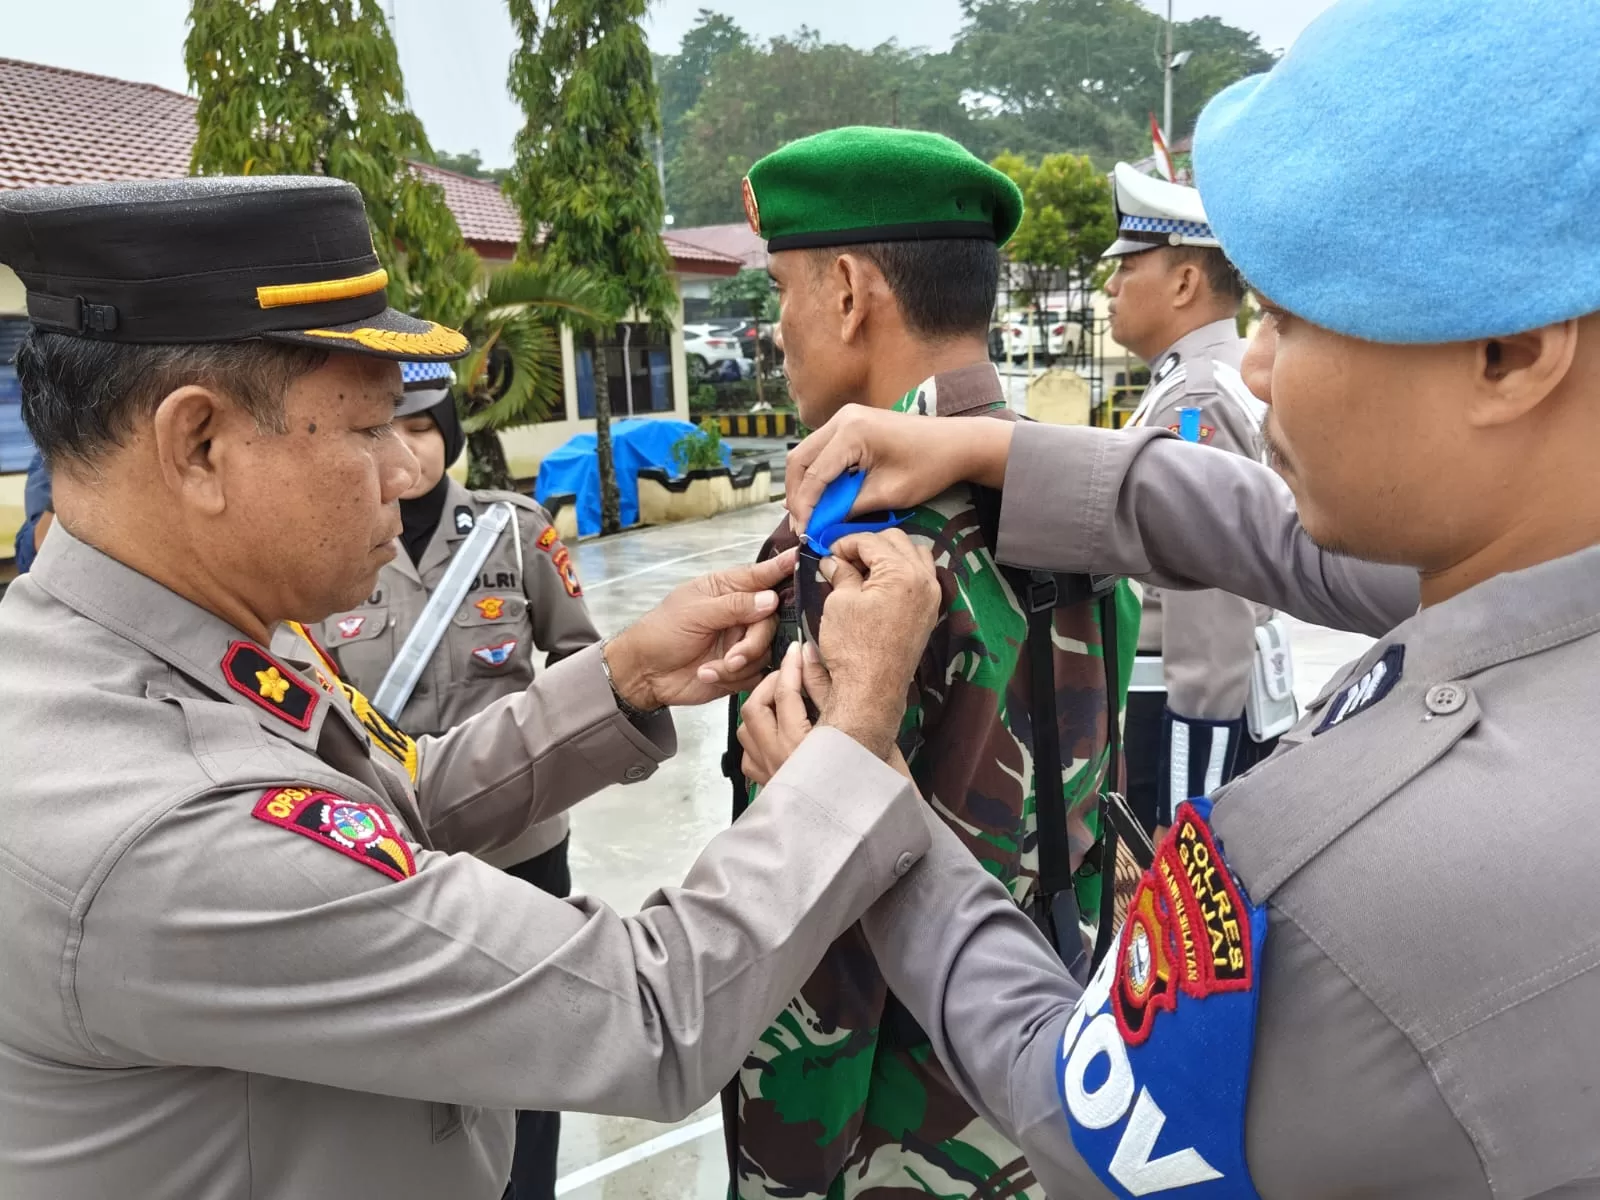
xmin=1194 ymin=0 xmax=1600 ymax=344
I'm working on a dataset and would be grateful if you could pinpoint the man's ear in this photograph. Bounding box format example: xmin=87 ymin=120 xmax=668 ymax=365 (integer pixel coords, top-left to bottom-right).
xmin=1170 ymin=260 xmax=1205 ymax=311
xmin=150 ymin=385 xmax=230 ymax=515
xmin=834 ymin=252 xmax=889 ymax=345
xmin=1468 ymin=319 xmax=1579 ymax=429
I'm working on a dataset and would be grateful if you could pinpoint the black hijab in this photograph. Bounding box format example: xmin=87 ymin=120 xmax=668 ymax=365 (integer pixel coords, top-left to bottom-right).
xmin=398 ymin=389 xmax=467 ymax=567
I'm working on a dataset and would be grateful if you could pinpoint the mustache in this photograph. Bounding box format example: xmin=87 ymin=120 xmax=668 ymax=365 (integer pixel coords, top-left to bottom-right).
xmin=1259 ymin=418 xmax=1292 ymax=475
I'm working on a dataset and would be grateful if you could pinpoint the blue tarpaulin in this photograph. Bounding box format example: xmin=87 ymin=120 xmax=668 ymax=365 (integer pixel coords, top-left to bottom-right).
xmin=534 ymin=418 xmax=730 ymax=537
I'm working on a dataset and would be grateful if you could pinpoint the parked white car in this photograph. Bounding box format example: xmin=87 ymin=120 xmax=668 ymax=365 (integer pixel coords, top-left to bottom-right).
xmin=998 ymin=310 xmax=1082 ymax=364
xmin=683 ymin=322 xmax=751 ymax=380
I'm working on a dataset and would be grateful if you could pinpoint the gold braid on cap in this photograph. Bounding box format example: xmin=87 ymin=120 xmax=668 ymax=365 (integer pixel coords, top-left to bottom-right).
xmin=302 ymin=324 xmax=469 ymax=356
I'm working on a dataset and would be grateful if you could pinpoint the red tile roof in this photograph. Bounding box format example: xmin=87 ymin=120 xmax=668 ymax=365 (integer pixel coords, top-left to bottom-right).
xmin=668 ymin=223 xmax=768 ymax=271
xmin=411 ymin=161 xmax=523 ymax=248
xmin=661 ymin=233 xmax=743 ymax=276
xmin=0 ymin=57 xmax=741 ymax=275
xmin=0 ymin=58 xmax=196 ymax=188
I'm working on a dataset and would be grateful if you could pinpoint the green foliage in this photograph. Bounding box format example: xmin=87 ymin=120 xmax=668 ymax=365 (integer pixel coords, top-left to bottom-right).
xmin=656 ymin=10 xmax=751 ymax=183
xmin=507 ymin=0 xmax=678 ymax=533
xmin=671 ymin=418 xmax=726 ymax=474
xmin=505 ymin=0 xmax=677 ymax=331
xmin=657 ymin=4 xmax=1276 ymax=226
xmin=184 ymin=0 xmax=469 ymax=324
xmin=992 ymin=151 xmax=1115 ymax=303
xmin=451 ymin=260 xmax=607 ymax=433
xmin=710 ymin=269 xmax=778 ymax=322
xmin=668 ymin=29 xmax=931 ymax=227
xmin=705 ymin=376 xmax=792 ymax=412
xmin=417 ymin=253 xmax=606 ymax=492
xmin=691 ymin=384 xmax=720 ymax=412
xmin=429 ymin=148 xmax=510 ymax=184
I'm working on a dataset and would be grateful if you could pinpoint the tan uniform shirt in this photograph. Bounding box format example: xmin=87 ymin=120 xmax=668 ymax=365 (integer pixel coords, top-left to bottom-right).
xmin=860 ymin=423 xmax=1600 ymax=1197
xmin=0 ymin=526 xmax=930 ymax=1200
xmin=1126 ymin=318 xmax=1272 ymax=719
xmin=312 ymin=479 xmax=597 ymax=867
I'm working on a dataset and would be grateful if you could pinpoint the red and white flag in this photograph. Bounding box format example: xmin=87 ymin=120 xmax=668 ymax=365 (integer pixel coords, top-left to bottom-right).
xmin=1150 ymin=113 xmax=1176 ymax=182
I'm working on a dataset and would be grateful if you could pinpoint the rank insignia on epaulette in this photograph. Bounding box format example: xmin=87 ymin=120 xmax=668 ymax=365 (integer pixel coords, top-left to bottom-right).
xmin=1167 ymin=421 xmax=1215 ymax=443
xmin=253 ymin=786 xmax=416 ymax=882
xmin=221 ymin=642 xmax=319 ymax=730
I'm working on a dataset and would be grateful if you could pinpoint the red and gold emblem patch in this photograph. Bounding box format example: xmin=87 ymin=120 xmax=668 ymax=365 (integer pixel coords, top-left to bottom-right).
xmin=552 ymin=546 xmax=583 ymax=597
xmin=253 ymin=787 xmax=416 ymax=882
xmin=1113 ymin=802 xmax=1255 ymax=1045
xmin=475 ymin=596 xmax=507 ymax=620
xmin=741 ymin=176 xmax=761 ymax=236
xmin=1167 ymin=422 xmax=1216 ymax=444
xmin=535 ymin=526 xmax=560 ymax=552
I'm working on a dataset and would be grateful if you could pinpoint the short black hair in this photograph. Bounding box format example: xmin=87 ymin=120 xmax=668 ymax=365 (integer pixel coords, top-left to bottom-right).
xmin=812 ymin=238 xmax=1000 ymax=341
xmin=14 ymin=331 xmax=328 ymax=471
xmin=1166 ymin=245 xmax=1247 ymax=305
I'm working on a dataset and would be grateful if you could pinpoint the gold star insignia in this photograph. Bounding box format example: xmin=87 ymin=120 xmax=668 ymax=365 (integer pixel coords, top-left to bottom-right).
xmin=256 ymin=666 xmax=291 ymax=703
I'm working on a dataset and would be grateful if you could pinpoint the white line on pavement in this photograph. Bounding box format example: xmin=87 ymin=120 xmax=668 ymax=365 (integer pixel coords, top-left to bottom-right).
xmin=580 ymin=537 xmax=768 ymax=592
xmin=553 ymin=1114 xmax=723 ymax=1195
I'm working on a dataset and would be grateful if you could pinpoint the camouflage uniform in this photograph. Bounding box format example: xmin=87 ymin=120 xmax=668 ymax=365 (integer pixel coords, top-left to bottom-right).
xmin=731 ymin=362 xmax=1139 ymax=1198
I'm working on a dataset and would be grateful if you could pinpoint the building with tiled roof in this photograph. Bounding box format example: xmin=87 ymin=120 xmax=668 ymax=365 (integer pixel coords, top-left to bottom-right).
xmin=669 ymin=223 xmax=768 ymax=272
xmin=0 ymin=58 xmax=196 ymax=189
xmin=0 ymin=56 xmax=745 ymax=551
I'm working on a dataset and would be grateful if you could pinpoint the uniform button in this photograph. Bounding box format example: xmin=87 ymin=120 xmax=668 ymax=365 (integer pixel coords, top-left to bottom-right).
xmin=623 ymin=764 xmax=648 ymax=782
xmin=893 ymin=851 xmax=916 ymax=878
xmin=1425 ymin=683 xmax=1468 ymax=715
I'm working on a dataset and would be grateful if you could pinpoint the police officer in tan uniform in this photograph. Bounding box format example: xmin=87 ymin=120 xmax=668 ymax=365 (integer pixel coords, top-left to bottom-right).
xmin=312 ymin=359 xmax=597 ymax=881
xmin=306 ymin=359 xmax=601 ymax=1197
xmin=1102 ymin=162 xmax=1284 ymax=835
xmin=767 ymin=0 xmax=1600 ymax=1192
xmin=0 ymin=175 xmax=941 ymax=1199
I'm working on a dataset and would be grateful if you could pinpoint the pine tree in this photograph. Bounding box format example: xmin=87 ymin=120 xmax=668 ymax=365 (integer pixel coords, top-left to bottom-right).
xmin=506 ymin=0 xmax=678 ymax=535
xmin=185 ymin=0 xmax=469 ymax=325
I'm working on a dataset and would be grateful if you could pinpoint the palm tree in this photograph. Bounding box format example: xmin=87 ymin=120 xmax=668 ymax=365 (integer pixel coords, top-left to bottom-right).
xmin=404 ymin=251 xmax=606 ymax=491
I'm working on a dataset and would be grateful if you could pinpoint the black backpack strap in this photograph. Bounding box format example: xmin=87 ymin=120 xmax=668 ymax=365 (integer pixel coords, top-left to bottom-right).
xmin=1092 ymin=587 xmax=1124 ymax=972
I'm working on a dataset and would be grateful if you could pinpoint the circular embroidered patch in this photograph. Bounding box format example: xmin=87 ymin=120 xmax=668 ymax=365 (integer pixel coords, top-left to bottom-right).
xmin=327 ymin=803 xmax=380 ymax=845
xmin=742 ymin=176 xmax=761 ymax=236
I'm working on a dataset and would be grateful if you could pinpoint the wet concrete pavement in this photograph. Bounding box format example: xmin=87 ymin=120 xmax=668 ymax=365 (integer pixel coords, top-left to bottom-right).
xmin=550 ymin=500 xmax=1372 ymax=1198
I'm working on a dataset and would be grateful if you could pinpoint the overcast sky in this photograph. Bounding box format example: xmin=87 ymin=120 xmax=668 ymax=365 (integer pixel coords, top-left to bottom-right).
xmin=8 ymin=0 xmax=1337 ymax=168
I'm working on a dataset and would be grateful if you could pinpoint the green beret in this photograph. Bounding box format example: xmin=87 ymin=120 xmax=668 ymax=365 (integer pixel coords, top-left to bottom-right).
xmin=743 ymin=127 xmax=1024 ymax=251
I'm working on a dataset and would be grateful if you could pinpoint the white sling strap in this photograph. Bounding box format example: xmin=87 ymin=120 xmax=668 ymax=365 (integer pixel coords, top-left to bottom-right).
xmin=372 ymin=502 xmax=515 ymax=720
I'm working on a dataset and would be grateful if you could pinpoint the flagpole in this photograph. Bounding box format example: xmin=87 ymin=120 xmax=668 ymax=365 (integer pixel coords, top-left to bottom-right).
xmin=1163 ymin=0 xmax=1175 ymax=145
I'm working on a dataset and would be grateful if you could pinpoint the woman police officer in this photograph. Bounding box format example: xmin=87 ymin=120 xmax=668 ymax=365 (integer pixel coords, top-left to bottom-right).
xmin=307 ymin=360 xmax=596 ymax=1199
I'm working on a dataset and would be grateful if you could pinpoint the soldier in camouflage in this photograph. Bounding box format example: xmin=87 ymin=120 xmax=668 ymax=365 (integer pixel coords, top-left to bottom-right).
xmin=725 ymin=127 xmax=1140 ymax=1200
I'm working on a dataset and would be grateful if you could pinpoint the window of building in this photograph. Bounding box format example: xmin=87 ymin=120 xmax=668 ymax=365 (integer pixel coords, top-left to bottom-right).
xmin=576 ymin=323 xmax=674 ymax=419
xmin=0 ymin=318 xmax=34 ymax=473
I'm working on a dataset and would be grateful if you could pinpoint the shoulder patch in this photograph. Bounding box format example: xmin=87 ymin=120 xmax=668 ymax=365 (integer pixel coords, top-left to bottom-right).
xmin=454 ymin=504 xmax=475 ymax=534
xmin=1058 ymin=798 xmax=1267 ymax=1199
xmin=1166 ymin=421 xmax=1216 ymax=444
xmin=253 ymin=787 xmax=416 ymax=881
xmin=1316 ymin=643 xmax=1404 ymax=734
xmin=221 ymin=642 xmax=319 ymax=730
xmin=535 ymin=525 xmax=560 ymax=552
xmin=552 ymin=545 xmax=582 ymax=597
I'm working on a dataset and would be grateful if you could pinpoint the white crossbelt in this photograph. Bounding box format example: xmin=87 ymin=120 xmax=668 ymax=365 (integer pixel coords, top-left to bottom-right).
xmin=372 ymin=502 xmax=515 ymax=720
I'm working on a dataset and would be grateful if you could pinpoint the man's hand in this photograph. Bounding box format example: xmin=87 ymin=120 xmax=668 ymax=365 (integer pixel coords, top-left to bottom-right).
xmin=605 ymin=548 xmax=797 ymax=711
xmin=738 ymin=642 xmax=834 ymax=785
xmin=786 ymin=405 xmax=1014 ymax=533
xmin=814 ymin=529 xmax=941 ymax=760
